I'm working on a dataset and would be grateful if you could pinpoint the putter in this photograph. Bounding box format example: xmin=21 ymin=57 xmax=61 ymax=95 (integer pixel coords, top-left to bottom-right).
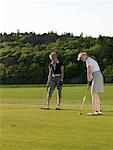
xmin=40 ymin=86 xmax=49 ymax=109
xmin=78 ymin=85 xmax=90 ymax=115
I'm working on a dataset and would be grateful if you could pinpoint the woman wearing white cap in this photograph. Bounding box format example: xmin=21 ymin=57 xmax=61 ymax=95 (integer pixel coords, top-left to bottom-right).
xmin=77 ymin=52 xmax=104 ymax=115
xmin=44 ymin=52 xmax=64 ymax=110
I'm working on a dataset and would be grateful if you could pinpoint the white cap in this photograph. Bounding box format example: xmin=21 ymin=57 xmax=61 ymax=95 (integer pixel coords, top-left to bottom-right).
xmin=77 ymin=52 xmax=87 ymax=61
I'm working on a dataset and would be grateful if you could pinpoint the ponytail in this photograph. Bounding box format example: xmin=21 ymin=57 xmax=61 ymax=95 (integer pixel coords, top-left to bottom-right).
xmin=90 ymin=55 xmax=97 ymax=61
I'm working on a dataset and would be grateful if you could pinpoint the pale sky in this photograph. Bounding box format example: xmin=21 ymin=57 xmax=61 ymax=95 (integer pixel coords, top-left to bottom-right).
xmin=1 ymin=0 xmax=113 ymax=37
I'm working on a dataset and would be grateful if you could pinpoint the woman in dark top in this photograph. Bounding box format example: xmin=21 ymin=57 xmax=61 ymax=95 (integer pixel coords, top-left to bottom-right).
xmin=44 ymin=52 xmax=64 ymax=110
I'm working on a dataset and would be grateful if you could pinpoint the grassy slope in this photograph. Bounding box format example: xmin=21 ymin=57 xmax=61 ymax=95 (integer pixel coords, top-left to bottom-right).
xmin=0 ymin=85 xmax=113 ymax=150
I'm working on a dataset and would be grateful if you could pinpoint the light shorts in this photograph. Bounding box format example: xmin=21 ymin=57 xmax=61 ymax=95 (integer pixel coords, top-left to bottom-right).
xmin=91 ymin=71 xmax=104 ymax=94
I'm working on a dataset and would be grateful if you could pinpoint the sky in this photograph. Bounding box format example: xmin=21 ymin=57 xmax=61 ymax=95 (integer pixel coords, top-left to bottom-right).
xmin=0 ymin=0 xmax=113 ymax=37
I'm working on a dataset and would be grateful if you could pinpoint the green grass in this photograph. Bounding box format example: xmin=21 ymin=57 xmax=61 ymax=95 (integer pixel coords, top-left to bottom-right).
xmin=0 ymin=84 xmax=113 ymax=150
xmin=0 ymin=84 xmax=113 ymax=103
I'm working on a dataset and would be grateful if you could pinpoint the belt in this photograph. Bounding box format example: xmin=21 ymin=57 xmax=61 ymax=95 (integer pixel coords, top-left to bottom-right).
xmin=52 ymin=74 xmax=61 ymax=77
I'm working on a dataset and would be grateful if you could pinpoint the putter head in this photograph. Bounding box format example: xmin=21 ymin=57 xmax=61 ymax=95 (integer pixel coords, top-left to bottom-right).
xmin=40 ymin=106 xmax=50 ymax=110
xmin=40 ymin=107 xmax=44 ymax=109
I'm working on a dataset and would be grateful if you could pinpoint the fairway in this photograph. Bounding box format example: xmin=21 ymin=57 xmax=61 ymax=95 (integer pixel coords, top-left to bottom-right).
xmin=0 ymin=85 xmax=113 ymax=150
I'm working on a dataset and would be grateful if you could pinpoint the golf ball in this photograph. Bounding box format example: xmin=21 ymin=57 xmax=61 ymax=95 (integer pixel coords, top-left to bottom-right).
xmin=78 ymin=112 xmax=82 ymax=115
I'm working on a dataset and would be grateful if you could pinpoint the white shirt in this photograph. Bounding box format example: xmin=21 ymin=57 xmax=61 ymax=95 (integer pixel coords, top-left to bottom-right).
xmin=86 ymin=57 xmax=100 ymax=73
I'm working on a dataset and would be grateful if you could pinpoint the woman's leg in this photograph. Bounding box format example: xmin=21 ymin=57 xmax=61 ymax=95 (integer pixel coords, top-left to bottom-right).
xmin=47 ymin=97 xmax=51 ymax=106
xmin=96 ymin=93 xmax=101 ymax=111
xmin=92 ymin=93 xmax=101 ymax=112
xmin=56 ymin=79 xmax=62 ymax=109
xmin=92 ymin=93 xmax=97 ymax=112
xmin=47 ymin=79 xmax=56 ymax=107
xmin=56 ymin=86 xmax=62 ymax=105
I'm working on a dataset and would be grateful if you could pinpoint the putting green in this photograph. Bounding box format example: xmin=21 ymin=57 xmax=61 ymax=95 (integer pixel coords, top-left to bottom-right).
xmin=0 ymin=85 xmax=113 ymax=150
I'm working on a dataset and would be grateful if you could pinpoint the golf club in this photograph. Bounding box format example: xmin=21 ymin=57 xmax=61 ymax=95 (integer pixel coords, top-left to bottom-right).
xmin=40 ymin=86 xmax=49 ymax=109
xmin=78 ymin=85 xmax=90 ymax=115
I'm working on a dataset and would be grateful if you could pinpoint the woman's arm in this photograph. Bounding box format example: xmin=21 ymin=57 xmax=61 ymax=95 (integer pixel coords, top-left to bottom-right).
xmin=47 ymin=67 xmax=52 ymax=86
xmin=60 ymin=65 xmax=64 ymax=81
xmin=87 ymin=65 xmax=93 ymax=81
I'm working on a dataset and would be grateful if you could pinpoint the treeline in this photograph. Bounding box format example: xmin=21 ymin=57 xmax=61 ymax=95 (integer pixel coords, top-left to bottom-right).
xmin=0 ymin=31 xmax=113 ymax=84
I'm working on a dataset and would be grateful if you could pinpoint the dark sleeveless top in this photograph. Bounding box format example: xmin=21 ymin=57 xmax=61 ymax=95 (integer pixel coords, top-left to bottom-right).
xmin=48 ymin=61 xmax=63 ymax=75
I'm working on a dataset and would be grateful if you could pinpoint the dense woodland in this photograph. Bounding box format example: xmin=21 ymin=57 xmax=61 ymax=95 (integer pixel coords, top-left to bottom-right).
xmin=0 ymin=31 xmax=113 ymax=84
